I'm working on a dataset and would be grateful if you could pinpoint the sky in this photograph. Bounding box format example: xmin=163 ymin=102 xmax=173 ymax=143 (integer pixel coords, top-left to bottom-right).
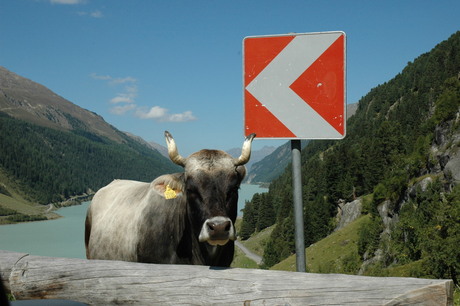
xmin=1 ymin=0 xmax=459 ymax=156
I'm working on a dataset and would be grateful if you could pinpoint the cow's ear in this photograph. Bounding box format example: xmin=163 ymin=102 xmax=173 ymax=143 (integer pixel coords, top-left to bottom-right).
xmin=151 ymin=174 xmax=185 ymax=199
xmin=236 ymin=165 xmax=246 ymax=180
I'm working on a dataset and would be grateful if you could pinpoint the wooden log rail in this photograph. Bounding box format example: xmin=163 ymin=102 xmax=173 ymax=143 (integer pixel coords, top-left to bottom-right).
xmin=0 ymin=250 xmax=454 ymax=305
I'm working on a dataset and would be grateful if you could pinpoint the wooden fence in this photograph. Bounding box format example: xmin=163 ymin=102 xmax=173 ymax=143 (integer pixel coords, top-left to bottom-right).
xmin=0 ymin=250 xmax=453 ymax=305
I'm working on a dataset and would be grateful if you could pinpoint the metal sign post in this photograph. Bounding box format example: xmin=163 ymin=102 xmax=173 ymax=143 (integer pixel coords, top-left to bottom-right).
xmin=291 ymin=140 xmax=306 ymax=272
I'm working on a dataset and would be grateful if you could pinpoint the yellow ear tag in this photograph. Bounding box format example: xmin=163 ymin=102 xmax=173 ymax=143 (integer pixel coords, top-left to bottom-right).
xmin=164 ymin=185 xmax=177 ymax=200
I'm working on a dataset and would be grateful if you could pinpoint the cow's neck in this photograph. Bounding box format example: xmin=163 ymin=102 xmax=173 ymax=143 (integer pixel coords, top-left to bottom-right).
xmin=186 ymin=224 xmax=234 ymax=266
xmin=206 ymin=244 xmax=219 ymax=258
xmin=200 ymin=241 xmax=234 ymax=267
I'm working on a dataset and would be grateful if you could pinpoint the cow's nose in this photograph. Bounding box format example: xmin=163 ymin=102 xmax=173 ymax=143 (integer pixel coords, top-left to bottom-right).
xmin=207 ymin=220 xmax=231 ymax=235
xmin=199 ymin=216 xmax=236 ymax=245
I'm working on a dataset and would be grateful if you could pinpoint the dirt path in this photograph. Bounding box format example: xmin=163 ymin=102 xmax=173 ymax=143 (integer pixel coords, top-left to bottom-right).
xmin=235 ymin=240 xmax=262 ymax=265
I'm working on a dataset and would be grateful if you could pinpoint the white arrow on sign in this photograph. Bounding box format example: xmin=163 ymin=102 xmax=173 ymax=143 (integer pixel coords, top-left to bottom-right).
xmin=245 ymin=32 xmax=343 ymax=138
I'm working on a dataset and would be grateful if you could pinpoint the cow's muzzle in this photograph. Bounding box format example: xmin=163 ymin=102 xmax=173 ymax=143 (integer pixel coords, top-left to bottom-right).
xmin=198 ymin=216 xmax=236 ymax=246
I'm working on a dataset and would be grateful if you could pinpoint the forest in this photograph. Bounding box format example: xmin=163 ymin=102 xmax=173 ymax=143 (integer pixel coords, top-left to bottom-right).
xmin=240 ymin=31 xmax=460 ymax=284
xmin=0 ymin=112 xmax=179 ymax=204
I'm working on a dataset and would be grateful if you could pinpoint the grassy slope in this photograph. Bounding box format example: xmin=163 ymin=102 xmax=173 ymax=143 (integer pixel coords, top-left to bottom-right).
xmin=231 ymin=246 xmax=259 ymax=269
xmin=271 ymin=215 xmax=368 ymax=273
xmin=267 ymin=214 xmax=459 ymax=304
xmin=239 ymin=225 xmax=274 ymax=257
xmin=231 ymin=215 xmax=365 ymax=272
xmin=0 ymin=168 xmax=59 ymax=224
xmin=235 ymin=213 xmax=437 ymax=276
xmin=232 ymin=218 xmax=274 ymax=269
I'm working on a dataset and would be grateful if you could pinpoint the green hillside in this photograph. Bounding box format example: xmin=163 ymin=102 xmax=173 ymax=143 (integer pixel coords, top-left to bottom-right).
xmin=271 ymin=215 xmax=368 ymax=273
xmin=0 ymin=167 xmax=60 ymax=224
xmin=0 ymin=112 xmax=178 ymax=204
xmin=246 ymin=141 xmax=308 ymax=184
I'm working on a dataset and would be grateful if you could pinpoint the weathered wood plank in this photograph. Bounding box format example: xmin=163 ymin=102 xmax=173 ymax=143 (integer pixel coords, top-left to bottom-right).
xmin=0 ymin=250 xmax=453 ymax=305
xmin=0 ymin=250 xmax=29 ymax=293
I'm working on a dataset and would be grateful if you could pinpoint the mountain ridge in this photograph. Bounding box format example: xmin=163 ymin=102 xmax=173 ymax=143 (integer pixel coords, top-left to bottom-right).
xmin=0 ymin=66 xmax=125 ymax=143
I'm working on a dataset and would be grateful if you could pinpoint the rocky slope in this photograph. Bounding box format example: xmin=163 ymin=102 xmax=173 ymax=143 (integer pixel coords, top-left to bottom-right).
xmin=335 ymin=111 xmax=460 ymax=273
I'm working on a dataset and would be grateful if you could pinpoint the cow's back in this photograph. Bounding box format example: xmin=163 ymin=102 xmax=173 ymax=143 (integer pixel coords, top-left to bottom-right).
xmin=85 ymin=180 xmax=151 ymax=261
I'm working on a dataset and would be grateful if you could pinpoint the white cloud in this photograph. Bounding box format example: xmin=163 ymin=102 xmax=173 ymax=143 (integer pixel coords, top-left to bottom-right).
xmin=90 ymin=73 xmax=136 ymax=85
xmin=136 ymin=106 xmax=197 ymax=122
xmin=90 ymin=10 xmax=103 ymax=18
xmin=90 ymin=73 xmax=111 ymax=81
xmin=110 ymin=95 xmax=133 ymax=104
xmin=125 ymin=85 xmax=137 ymax=93
xmin=92 ymin=72 xmax=196 ymax=123
xmin=109 ymin=104 xmax=136 ymax=115
xmin=50 ymin=0 xmax=85 ymax=4
xmin=168 ymin=111 xmax=197 ymax=122
xmin=91 ymin=73 xmax=138 ymax=104
xmin=77 ymin=10 xmax=104 ymax=18
xmin=110 ymin=85 xmax=137 ymax=104
xmin=111 ymin=84 xmax=138 ymax=104
xmin=111 ymin=76 xmax=136 ymax=85
xmin=136 ymin=106 xmax=167 ymax=119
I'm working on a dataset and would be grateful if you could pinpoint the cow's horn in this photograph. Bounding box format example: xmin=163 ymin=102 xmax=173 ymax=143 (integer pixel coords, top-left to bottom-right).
xmin=164 ymin=131 xmax=186 ymax=167
xmin=234 ymin=133 xmax=256 ymax=166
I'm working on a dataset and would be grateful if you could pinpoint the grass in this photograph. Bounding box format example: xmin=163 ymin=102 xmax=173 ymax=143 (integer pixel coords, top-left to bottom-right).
xmin=271 ymin=214 xmax=369 ymax=273
xmin=0 ymin=169 xmax=59 ymax=224
xmin=232 ymin=217 xmax=274 ymax=268
xmin=455 ymin=288 xmax=460 ymax=306
xmin=239 ymin=225 xmax=274 ymax=257
xmin=0 ymin=193 xmax=58 ymax=224
xmin=0 ymin=193 xmax=38 ymax=214
xmin=231 ymin=245 xmax=259 ymax=269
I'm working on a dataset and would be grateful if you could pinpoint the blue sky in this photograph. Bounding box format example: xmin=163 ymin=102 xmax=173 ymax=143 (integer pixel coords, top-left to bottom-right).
xmin=1 ymin=0 xmax=459 ymax=156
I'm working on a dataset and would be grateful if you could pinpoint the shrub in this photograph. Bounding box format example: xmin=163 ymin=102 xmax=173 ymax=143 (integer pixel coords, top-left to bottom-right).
xmin=357 ymin=216 xmax=382 ymax=259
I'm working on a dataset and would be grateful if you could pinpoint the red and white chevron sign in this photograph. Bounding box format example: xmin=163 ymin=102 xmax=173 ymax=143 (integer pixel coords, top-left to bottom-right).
xmin=243 ymin=31 xmax=346 ymax=139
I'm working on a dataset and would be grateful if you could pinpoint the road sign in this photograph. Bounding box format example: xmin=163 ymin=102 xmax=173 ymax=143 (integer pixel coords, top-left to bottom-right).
xmin=243 ymin=31 xmax=346 ymax=139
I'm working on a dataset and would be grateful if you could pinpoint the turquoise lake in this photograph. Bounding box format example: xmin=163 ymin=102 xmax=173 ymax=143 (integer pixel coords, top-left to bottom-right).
xmin=0 ymin=184 xmax=267 ymax=259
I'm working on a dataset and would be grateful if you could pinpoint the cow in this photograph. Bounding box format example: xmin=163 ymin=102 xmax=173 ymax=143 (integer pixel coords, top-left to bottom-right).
xmin=85 ymin=131 xmax=256 ymax=267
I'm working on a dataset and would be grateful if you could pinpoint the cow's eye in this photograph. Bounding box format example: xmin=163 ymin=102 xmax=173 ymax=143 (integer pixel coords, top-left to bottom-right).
xmin=227 ymin=187 xmax=239 ymax=199
xmin=187 ymin=188 xmax=199 ymax=197
xmin=186 ymin=187 xmax=202 ymax=202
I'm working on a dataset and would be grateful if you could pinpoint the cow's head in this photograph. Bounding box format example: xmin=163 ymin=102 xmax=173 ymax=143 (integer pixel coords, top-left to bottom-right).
xmin=164 ymin=131 xmax=255 ymax=246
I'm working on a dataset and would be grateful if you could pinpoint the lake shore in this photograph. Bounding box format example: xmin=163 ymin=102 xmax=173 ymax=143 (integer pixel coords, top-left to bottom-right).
xmin=0 ymin=192 xmax=94 ymax=225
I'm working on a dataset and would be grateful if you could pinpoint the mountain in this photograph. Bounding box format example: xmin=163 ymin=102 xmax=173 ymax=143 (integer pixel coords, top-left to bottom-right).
xmin=0 ymin=67 xmax=180 ymax=220
xmin=245 ymin=140 xmax=307 ymax=184
xmin=148 ymin=141 xmax=170 ymax=158
xmin=247 ymin=103 xmax=358 ymax=184
xmin=119 ymin=131 xmax=169 ymax=158
xmin=227 ymin=145 xmax=276 ymax=179
xmin=240 ymin=31 xmax=460 ymax=283
xmin=0 ymin=66 xmax=125 ymax=143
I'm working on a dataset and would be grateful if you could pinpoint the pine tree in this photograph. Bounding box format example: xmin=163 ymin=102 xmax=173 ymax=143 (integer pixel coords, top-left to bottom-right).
xmin=421 ymin=183 xmax=460 ymax=285
xmin=239 ymin=200 xmax=258 ymax=240
xmin=256 ymin=193 xmax=276 ymax=231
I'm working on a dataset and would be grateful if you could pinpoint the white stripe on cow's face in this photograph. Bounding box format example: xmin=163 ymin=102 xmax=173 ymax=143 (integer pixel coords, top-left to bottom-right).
xmin=198 ymin=216 xmax=236 ymax=246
